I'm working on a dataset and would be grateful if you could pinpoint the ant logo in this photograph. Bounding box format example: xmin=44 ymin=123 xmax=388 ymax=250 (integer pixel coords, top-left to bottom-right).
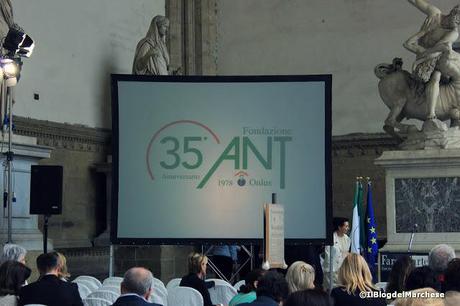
xmin=234 ymin=171 xmax=248 ymax=187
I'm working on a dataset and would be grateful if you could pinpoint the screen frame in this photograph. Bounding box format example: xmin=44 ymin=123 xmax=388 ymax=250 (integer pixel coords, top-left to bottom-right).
xmin=110 ymin=74 xmax=332 ymax=246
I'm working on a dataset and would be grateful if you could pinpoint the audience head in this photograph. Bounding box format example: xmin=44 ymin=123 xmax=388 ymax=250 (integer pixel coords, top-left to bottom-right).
xmin=394 ymin=287 xmax=444 ymax=306
xmin=256 ymin=271 xmax=289 ymax=303
xmin=285 ymin=289 xmax=333 ymax=306
xmin=429 ymin=244 xmax=455 ymax=273
xmin=0 ymin=260 xmax=31 ymax=296
xmin=121 ymin=267 xmax=153 ymax=299
xmin=386 ymin=255 xmax=415 ymax=293
xmin=187 ymin=252 xmax=208 ymax=276
xmin=286 ymin=261 xmax=315 ymax=293
xmin=36 ymin=252 xmax=60 ymax=275
xmin=338 ymin=253 xmax=376 ymax=293
xmin=56 ymin=252 xmax=70 ymax=280
xmin=405 ymin=266 xmax=437 ymax=291
xmin=333 ymin=217 xmax=349 ymax=235
xmin=445 ymin=258 xmax=460 ymax=292
xmin=0 ymin=244 xmax=26 ymax=265
xmin=239 ymin=269 xmax=265 ymax=294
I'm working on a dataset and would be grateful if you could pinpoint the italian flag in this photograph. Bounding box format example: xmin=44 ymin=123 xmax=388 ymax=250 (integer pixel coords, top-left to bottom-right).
xmin=351 ymin=180 xmax=362 ymax=254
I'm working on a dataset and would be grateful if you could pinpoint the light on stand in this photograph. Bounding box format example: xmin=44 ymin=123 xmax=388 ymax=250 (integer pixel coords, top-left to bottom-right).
xmin=1 ymin=59 xmax=17 ymax=87
xmin=3 ymin=28 xmax=35 ymax=59
xmin=1 ymin=27 xmax=34 ymax=244
xmin=2 ymin=60 xmax=17 ymax=78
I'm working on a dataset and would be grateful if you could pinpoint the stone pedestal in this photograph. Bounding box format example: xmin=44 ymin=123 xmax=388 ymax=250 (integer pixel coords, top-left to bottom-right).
xmin=375 ymin=149 xmax=460 ymax=252
xmin=0 ymin=135 xmax=53 ymax=250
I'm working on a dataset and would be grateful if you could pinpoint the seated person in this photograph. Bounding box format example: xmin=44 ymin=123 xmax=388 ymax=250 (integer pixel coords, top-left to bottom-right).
xmin=238 ymin=271 xmax=289 ymax=306
xmin=112 ymin=267 xmax=162 ymax=306
xmin=18 ymin=252 xmax=83 ymax=306
xmin=180 ymin=252 xmax=220 ymax=306
xmin=405 ymin=266 xmax=438 ymax=291
xmin=0 ymin=245 xmax=26 ymax=265
xmin=331 ymin=253 xmax=386 ymax=306
xmin=286 ymin=261 xmax=315 ymax=293
xmin=285 ymin=289 xmax=333 ymax=306
xmin=209 ymin=245 xmax=239 ymax=281
xmin=442 ymin=258 xmax=460 ymax=306
xmin=385 ymin=255 xmax=414 ymax=294
xmin=56 ymin=252 xmax=70 ymax=281
xmin=229 ymin=269 xmax=265 ymax=306
xmin=0 ymin=260 xmax=31 ymax=306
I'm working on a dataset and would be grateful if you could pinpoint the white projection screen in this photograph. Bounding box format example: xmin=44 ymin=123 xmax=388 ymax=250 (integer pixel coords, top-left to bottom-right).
xmin=111 ymin=75 xmax=332 ymax=245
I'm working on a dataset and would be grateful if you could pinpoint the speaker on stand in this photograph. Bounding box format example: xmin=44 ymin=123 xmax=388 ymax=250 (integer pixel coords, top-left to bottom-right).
xmin=29 ymin=165 xmax=63 ymax=253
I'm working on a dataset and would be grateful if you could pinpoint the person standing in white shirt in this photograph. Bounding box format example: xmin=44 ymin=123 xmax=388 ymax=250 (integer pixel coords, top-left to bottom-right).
xmin=323 ymin=217 xmax=351 ymax=290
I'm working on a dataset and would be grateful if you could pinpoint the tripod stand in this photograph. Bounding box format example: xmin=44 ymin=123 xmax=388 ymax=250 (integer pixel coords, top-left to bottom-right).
xmin=0 ymin=60 xmax=18 ymax=244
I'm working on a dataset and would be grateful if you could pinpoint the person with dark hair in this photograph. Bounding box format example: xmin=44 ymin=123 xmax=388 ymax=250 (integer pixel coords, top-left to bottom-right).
xmin=239 ymin=271 xmax=289 ymax=306
xmin=443 ymin=258 xmax=460 ymax=306
xmin=445 ymin=258 xmax=460 ymax=291
xmin=386 ymin=255 xmax=414 ymax=294
xmin=180 ymin=252 xmax=219 ymax=306
xmin=285 ymin=289 xmax=333 ymax=306
xmin=323 ymin=217 xmax=350 ymax=289
xmin=18 ymin=252 xmax=83 ymax=306
xmin=404 ymin=266 xmax=438 ymax=291
xmin=209 ymin=245 xmax=239 ymax=282
xmin=0 ymin=260 xmax=30 ymax=305
xmin=229 ymin=269 xmax=265 ymax=306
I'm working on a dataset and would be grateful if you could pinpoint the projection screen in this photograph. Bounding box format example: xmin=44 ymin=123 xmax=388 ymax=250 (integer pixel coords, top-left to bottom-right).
xmin=111 ymin=75 xmax=332 ymax=245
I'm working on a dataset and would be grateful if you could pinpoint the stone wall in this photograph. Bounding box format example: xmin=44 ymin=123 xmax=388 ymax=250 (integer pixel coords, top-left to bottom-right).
xmin=14 ymin=116 xmax=111 ymax=248
xmin=332 ymin=134 xmax=398 ymax=238
xmin=13 ymin=0 xmax=165 ymax=129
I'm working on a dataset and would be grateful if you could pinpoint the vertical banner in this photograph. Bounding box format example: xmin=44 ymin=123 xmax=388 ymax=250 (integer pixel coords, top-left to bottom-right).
xmin=264 ymin=203 xmax=285 ymax=268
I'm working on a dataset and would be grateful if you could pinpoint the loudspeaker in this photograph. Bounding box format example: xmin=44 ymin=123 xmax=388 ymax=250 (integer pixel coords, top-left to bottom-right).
xmin=30 ymin=165 xmax=63 ymax=215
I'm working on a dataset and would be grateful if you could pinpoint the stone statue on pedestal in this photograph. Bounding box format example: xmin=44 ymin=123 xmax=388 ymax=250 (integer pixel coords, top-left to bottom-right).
xmin=375 ymin=0 xmax=460 ymax=149
xmin=132 ymin=15 xmax=170 ymax=75
xmin=0 ymin=0 xmax=13 ymax=43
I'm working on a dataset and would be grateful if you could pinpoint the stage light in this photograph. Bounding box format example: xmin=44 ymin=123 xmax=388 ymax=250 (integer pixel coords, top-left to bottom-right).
xmin=0 ymin=27 xmax=35 ymax=244
xmin=1 ymin=59 xmax=18 ymax=87
xmin=2 ymin=59 xmax=17 ymax=78
xmin=3 ymin=28 xmax=34 ymax=58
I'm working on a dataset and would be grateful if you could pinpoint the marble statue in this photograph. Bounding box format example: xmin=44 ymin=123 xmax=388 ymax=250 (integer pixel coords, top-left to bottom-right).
xmin=375 ymin=0 xmax=460 ymax=149
xmin=132 ymin=15 xmax=170 ymax=75
xmin=0 ymin=0 xmax=13 ymax=44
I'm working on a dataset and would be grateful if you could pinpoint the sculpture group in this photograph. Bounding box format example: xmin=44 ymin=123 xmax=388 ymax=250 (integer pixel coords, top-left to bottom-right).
xmin=376 ymin=0 xmax=460 ymax=147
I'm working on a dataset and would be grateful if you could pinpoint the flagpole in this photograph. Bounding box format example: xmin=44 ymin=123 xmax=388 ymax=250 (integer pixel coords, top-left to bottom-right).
xmin=328 ymin=245 xmax=333 ymax=294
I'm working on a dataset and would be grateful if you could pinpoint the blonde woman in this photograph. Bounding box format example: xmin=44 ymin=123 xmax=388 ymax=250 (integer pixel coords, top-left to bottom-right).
xmin=285 ymin=261 xmax=315 ymax=293
xmin=180 ymin=252 xmax=220 ymax=306
xmin=56 ymin=252 xmax=70 ymax=281
xmin=331 ymin=253 xmax=385 ymax=306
